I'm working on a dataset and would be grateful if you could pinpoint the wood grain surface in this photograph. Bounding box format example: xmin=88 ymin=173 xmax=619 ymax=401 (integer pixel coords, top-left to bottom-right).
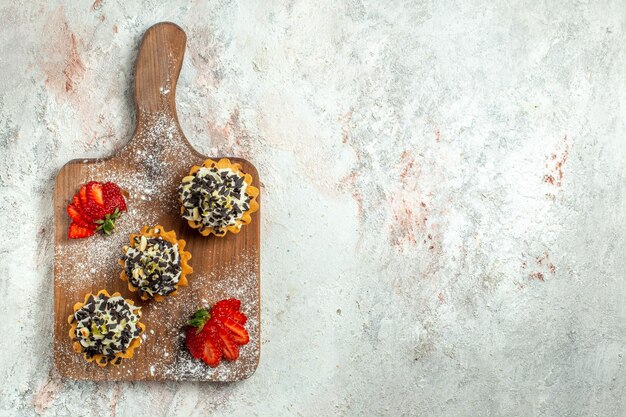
xmin=53 ymin=22 xmax=260 ymax=381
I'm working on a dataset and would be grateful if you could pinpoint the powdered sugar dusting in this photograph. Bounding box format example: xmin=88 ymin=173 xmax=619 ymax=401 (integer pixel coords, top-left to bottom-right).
xmin=84 ymin=111 xmax=196 ymax=215
xmin=56 ymin=203 xmax=157 ymax=287
xmin=163 ymin=254 xmax=260 ymax=381
xmin=54 ymin=109 xmax=261 ymax=381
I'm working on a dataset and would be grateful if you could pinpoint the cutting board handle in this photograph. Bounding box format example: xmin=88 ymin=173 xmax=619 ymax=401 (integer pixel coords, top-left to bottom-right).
xmin=134 ymin=22 xmax=187 ymax=125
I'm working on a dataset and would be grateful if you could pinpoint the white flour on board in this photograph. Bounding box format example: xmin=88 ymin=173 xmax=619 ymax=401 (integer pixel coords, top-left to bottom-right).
xmin=55 ymin=111 xmax=260 ymax=380
xmin=162 ymin=254 xmax=260 ymax=381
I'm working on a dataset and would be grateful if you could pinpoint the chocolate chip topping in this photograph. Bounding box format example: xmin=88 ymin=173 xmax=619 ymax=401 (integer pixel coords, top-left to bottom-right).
xmin=123 ymin=236 xmax=182 ymax=297
xmin=178 ymin=166 xmax=251 ymax=233
xmin=69 ymin=293 xmax=142 ymax=360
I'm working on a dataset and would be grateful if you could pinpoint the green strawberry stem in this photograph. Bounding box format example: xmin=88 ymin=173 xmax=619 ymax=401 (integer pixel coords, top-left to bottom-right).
xmin=95 ymin=208 xmax=121 ymax=235
xmin=188 ymin=308 xmax=211 ymax=334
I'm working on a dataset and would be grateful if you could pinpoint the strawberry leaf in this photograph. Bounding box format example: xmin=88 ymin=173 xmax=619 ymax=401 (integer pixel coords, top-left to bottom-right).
xmin=188 ymin=308 xmax=211 ymax=333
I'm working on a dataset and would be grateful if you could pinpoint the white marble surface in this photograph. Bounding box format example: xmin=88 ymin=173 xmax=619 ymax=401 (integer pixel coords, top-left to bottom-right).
xmin=1 ymin=0 xmax=625 ymax=416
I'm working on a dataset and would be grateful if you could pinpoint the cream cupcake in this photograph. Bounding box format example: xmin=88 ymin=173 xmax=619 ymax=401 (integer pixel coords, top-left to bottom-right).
xmin=119 ymin=225 xmax=192 ymax=301
xmin=68 ymin=290 xmax=144 ymax=367
xmin=178 ymin=158 xmax=259 ymax=237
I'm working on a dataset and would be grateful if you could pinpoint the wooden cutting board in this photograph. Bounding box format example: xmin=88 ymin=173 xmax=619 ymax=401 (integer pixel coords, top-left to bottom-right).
xmin=53 ymin=22 xmax=260 ymax=381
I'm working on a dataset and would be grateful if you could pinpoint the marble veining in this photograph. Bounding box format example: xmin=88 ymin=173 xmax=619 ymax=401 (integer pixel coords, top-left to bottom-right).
xmin=0 ymin=0 xmax=625 ymax=416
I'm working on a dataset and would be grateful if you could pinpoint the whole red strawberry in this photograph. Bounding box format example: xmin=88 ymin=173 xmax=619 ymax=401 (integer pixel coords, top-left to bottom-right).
xmin=185 ymin=299 xmax=250 ymax=367
xmin=66 ymin=181 xmax=127 ymax=239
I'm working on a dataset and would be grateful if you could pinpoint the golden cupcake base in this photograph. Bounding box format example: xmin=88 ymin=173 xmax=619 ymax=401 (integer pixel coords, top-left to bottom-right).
xmin=119 ymin=225 xmax=193 ymax=301
xmin=67 ymin=289 xmax=145 ymax=367
xmin=181 ymin=158 xmax=260 ymax=237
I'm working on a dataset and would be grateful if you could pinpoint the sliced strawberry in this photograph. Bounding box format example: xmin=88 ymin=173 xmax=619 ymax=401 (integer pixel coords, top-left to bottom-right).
xmin=72 ymin=193 xmax=95 ymax=223
xmin=221 ymin=317 xmax=250 ymax=345
xmin=86 ymin=181 xmax=105 ymax=207
xmin=186 ymin=309 xmax=223 ymax=367
xmin=103 ymin=182 xmax=127 ymax=213
xmin=72 ymin=194 xmax=84 ymax=213
xmin=66 ymin=203 xmax=92 ymax=227
xmin=185 ymin=327 xmax=207 ymax=359
xmin=215 ymin=322 xmax=239 ymax=360
xmin=229 ymin=311 xmax=248 ymax=325
xmin=67 ymin=181 xmax=127 ymax=239
xmin=200 ymin=324 xmax=223 ymax=367
xmin=105 ymin=194 xmax=126 ymax=213
xmin=82 ymin=200 xmax=107 ymax=221
xmin=211 ymin=308 xmax=247 ymax=326
xmin=102 ymin=181 xmax=120 ymax=195
xmin=214 ymin=298 xmax=241 ymax=311
xmin=114 ymin=194 xmax=127 ymax=211
xmin=210 ymin=305 xmax=233 ymax=316
xmin=79 ymin=185 xmax=88 ymax=206
xmin=81 ymin=181 xmax=107 ymax=220
xmin=68 ymin=222 xmax=96 ymax=239
xmin=185 ymin=302 xmax=248 ymax=366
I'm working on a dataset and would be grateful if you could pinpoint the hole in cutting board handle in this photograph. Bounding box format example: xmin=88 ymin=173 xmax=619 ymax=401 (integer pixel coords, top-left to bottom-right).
xmin=133 ymin=22 xmax=187 ymax=124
